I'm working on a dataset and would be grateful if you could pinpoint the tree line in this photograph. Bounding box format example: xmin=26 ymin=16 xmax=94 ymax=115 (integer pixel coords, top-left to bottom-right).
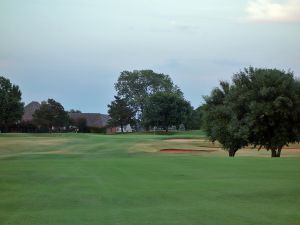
xmin=0 ymin=85 xmax=88 ymax=133
xmin=0 ymin=71 xmax=200 ymax=133
xmin=1 ymin=67 xmax=300 ymax=157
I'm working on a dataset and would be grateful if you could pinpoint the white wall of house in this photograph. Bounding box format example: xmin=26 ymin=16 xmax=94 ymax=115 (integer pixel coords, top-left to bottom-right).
xmin=116 ymin=124 xmax=132 ymax=133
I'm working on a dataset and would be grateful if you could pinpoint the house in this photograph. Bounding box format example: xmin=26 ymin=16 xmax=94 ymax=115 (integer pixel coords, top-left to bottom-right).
xmin=22 ymin=101 xmax=110 ymax=131
xmin=22 ymin=101 xmax=41 ymax=122
xmin=106 ymin=124 xmax=133 ymax=134
xmin=116 ymin=124 xmax=133 ymax=133
xmin=68 ymin=112 xmax=110 ymax=128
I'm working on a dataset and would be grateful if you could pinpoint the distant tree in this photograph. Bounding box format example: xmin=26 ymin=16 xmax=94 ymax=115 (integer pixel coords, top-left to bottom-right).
xmin=69 ymin=109 xmax=82 ymax=113
xmin=115 ymin=70 xmax=182 ymax=120
xmin=231 ymin=67 xmax=300 ymax=157
xmin=19 ymin=121 xmax=37 ymax=133
xmin=143 ymin=92 xmax=192 ymax=132
xmin=107 ymin=96 xmax=135 ymax=133
xmin=71 ymin=117 xmax=87 ymax=132
xmin=32 ymin=99 xmax=69 ymax=132
xmin=0 ymin=76 xmax=24 ymax=132
xmin=186 ymin=106 xmax=204 ymax=130
xmin=202 ymin=81 xmax=248 ymax=157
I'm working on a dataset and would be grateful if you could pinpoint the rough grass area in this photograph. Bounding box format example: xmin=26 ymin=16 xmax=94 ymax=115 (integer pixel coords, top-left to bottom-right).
xmin=0 ymin=132 xmax=300 ymax=225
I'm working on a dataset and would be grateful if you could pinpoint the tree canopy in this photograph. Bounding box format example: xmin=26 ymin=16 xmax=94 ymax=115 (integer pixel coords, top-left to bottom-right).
xmin=186 ymin=106 xmax=204 ymax=130
xmin=143 ymin=92 xmax=192 ymax=132
xmin=32 ymin=99 xmax=69 ymax=131
xmin=114 ymin=70 xmax=182 ymax=120
xmin=70 ymin=117 xmax=88 ymax=132
xmin=231 ymin=67 xmax=300 ymax=157
xmin=0 ymin=76 xmax=24 ymax=132
xmin=69 ymin=109 xmax=82 ymax=113
xmin=202 ymin=81 xmax=248 ymax=157
xmin=107 ymin=96 xmax=136 ymax=133
xmin=202 ymin=67 xmax=300 ymax=157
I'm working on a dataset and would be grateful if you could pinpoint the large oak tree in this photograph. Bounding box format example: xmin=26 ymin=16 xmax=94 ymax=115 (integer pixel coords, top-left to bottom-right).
xmin=232 ymin=67 xmax=300 ymax=157
xmin=202 ymin=67 xmax=300 ymax=157
xmin=115 ymin=70 xmax=182 ymax=120
xmin=143 ymin=92 xmax=192 ymax=132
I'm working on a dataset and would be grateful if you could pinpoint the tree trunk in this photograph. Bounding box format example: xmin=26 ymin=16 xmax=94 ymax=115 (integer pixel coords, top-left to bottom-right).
xmin=229 ymin=149 xmax=236 ymax=157
xmin=271 ymin=150 xmax=276 ymax=157
xmin=276 ymin=147 xmax=282 ymax=158
xmin=271 ymin=149 xmax=277 ymax=157
xmin=271 ymin=147 xmax=282 ymax=157
xmin=121 ymin=124 xmax=124 ymax=133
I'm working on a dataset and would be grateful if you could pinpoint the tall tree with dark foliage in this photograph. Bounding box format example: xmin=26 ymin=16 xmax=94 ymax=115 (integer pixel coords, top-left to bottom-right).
xmin=202 ymin=67 xmax=300 ymax=157
xmin=143 ymin=92 xmax=192 ymax=132
xmin=107 ymin=96 xmax=135 ymax=133
xmin=202 ymin=81 xmax=248 ymax=157
xmin=0 ymin=76 xmax=24 ymax=132
xmin=33 ymin=99 xmax=69 ymax=132
xmin=231 ymin=67 xmax=300 ymax=157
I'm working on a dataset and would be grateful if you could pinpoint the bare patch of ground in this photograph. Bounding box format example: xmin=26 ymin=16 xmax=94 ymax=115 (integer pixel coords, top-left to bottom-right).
xmin=0 ymin=139 xmax=69 ymax=146
xmin=41 ymin=149 xmax=70 ymax=154
xmin=160 ymin=149 xmax=218 ymax=153
xmin=129 ymin=143 xmax=159 ymax=153
xmin=164 ymin=139 xmax=206 ymax=143
xmin=285 ymin=149 xmax=300 ymax=153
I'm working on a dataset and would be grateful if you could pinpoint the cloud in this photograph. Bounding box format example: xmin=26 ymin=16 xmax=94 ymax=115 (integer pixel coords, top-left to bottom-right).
xmin=246 ymin=0 xmax=300 ymax=23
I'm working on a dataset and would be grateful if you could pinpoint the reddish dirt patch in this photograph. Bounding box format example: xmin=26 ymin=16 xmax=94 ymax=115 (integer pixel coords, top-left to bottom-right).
xmin=160 ymin=149 xmax=217 ymax=153
xmin=284 ymin=149 xmax=300 ymax=153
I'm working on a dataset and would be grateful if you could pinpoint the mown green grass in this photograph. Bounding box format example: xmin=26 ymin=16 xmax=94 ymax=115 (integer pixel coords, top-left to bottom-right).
xmin=0 ymin=132 xmax=300 ymax=225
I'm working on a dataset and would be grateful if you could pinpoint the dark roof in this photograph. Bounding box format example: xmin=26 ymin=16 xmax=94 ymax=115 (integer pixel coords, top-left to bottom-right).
xmin=22 ymin=101 xmax=109 ymax=127
xmin=68 ymin=113 xmax=110 ymax=128
xmin=22 ymin=101 xmax=41 ymax=121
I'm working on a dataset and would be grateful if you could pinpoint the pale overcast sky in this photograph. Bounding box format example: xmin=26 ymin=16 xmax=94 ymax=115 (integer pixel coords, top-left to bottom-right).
xmin=0 ymin=0 xmax=299 ymax=113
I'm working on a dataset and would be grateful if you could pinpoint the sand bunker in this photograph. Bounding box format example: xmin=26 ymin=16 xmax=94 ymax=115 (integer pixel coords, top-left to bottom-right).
xmin=160 ymin=149 xmax=218 ymax=153
xmin=164 ymin=139 xmax=207 ymax=143
xmin=285 ymin=149 xmax=300 ymax=153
